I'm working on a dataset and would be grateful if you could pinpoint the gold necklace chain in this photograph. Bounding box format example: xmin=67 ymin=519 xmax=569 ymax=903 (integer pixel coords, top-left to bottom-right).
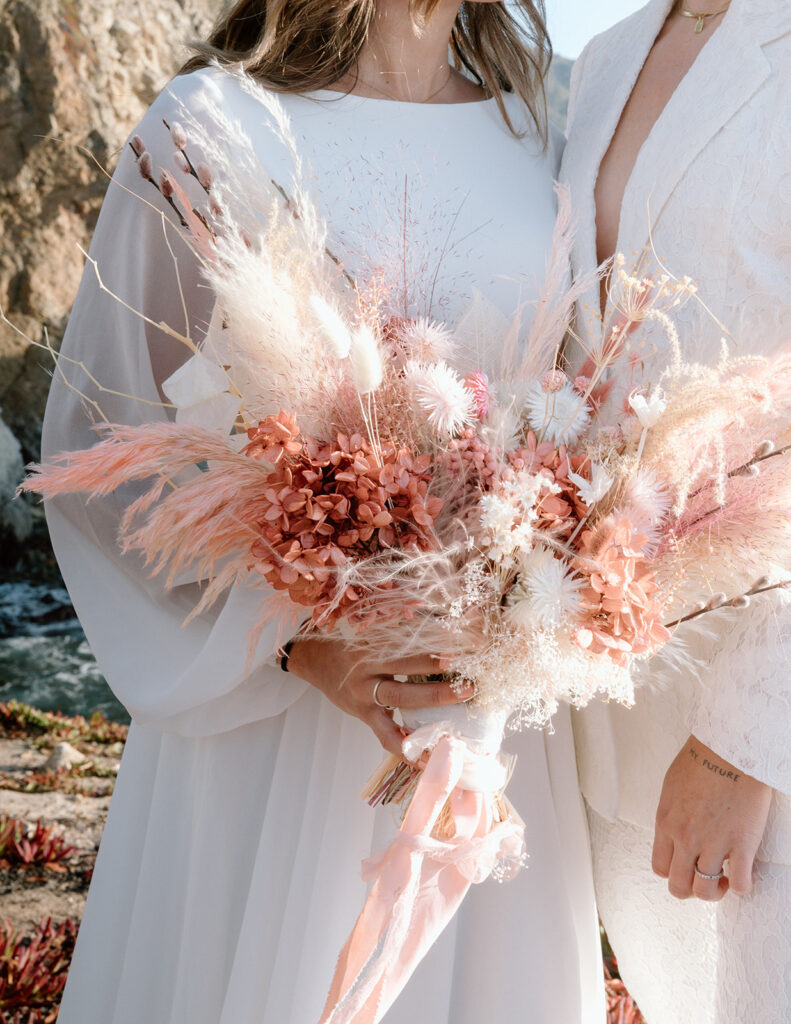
xmin=678 ymin=1 xmax=732 ymax=33
xmin=353 ymin=70 xmax=453 ymax=104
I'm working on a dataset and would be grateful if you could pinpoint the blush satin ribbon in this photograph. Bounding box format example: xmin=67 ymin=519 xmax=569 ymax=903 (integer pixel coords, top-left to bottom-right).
xmin=318 ymin=722 xmax=525 ymax=1024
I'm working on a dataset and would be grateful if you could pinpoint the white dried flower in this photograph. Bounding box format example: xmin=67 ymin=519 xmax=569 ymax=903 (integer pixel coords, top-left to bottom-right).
xmin=505 ymin=547 xmax=584 ymax=632
xmin=628 ymin=388 xmax=667 ymax=428
xmin=401 ymin=318 xmax=456 ymax=362
xmin=350 ymin=323 xmax=383 ymax=394
xmin=310 ymin=295 xmax=352 ymax=360
xmin=404 ymin=359 xmax=475 ymax=437
xmin=523 ymin=380 xmax=591 ymax=445
xmin=567 ymin=462 xmax=614 ymax=506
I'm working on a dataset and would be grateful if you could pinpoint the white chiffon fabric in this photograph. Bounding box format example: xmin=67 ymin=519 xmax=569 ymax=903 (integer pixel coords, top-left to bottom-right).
xmin=561 ymin=0 xmax=791 ymax=1019
xmin=44 ymin=67 xmax=605 ymax=1023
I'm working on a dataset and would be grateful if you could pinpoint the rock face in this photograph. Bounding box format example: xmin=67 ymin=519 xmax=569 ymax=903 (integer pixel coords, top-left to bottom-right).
xmin=0 ymin=410 xmax=31 ymax=553
xmin=0 ymin=0 xmax=217 ymax=465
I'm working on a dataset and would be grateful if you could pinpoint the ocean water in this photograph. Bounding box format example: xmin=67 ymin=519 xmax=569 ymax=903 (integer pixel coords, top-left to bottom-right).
xmin=0 ymin=582 xmax=129 ymax=723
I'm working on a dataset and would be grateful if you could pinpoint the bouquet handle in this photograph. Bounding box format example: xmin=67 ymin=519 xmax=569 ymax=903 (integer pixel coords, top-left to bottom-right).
xmin=319 ymin=723 xmax=524 ymax=1024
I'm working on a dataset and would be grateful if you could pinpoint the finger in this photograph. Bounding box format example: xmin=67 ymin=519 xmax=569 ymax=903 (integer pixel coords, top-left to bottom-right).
xmin=667 ymin=845 xmax=696 ymax=900
xmin=368 ymin=708 xmax=407 ymax=758
xmin=373 ymin=678 xmax=474 ymax=710
xmin=651 ymin=827 xmax=674 ymax=879
xmin=692 ymin=852 xmax=730 ymax=903
xmin=377 ymin=654 xmax=453 ymax=678
xmin=728 ymin=846 xmax=757 ymax=896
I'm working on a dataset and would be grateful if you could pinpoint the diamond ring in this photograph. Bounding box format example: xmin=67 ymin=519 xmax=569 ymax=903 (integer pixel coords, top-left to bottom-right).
xmin=694 ymin=859 xmax=725 ymax=881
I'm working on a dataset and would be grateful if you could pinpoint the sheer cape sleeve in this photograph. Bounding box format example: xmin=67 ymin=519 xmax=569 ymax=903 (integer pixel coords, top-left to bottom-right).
xmin=41 ymin=68 xmax=309 ymax=737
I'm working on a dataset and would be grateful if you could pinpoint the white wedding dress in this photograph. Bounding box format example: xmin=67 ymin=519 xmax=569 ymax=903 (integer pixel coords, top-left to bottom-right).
xmin=43 ymin=67 xmax=605 ymax=1024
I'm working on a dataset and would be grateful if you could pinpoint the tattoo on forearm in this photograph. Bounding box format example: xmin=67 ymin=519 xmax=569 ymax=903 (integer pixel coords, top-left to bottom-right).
xmin=689 ymin=746 xmax=740 ymax=782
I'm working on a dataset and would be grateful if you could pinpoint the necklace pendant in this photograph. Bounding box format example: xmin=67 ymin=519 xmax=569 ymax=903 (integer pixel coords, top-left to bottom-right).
xmin=695 ymin=14 xmax=705 ymax=31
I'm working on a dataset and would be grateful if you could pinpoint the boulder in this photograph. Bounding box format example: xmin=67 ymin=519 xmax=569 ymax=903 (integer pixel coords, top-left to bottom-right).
xmin=0 ymin=409 xmax=31 ymax=550
xmin=0 ymin=0 xmax=217 ymax=462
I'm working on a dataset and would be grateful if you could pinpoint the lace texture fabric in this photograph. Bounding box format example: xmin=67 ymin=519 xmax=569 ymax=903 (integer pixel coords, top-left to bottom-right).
xmin=588 ymin=807 xmax=791 ymax=1024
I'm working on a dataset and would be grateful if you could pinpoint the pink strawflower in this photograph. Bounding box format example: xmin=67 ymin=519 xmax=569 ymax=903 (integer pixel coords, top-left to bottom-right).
xmin=464 ymin=371 xmax=491 ymax=421
xmin=540 ymin=369 xmax=568 ymax=393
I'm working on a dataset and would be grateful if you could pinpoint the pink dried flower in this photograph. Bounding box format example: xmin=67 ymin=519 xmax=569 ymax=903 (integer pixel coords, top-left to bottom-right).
xmin=574 ymin=516 xmax=670 ymax=664
xmin=209 ymin=194 xmax=224 ymax=218
xmin=507 ymin=432 xmax=590 ymax=538
xmin=170 ymin=121 xmax=187 ymax=149
xmin=131 ymin=134 xmax=146 ymax=156
xmin=173 ymin=150 xmax=190 ymax=174
xmin=197 ymin=162 xmax=213 ymax=190
xmin=464 ymin=371 xmax=491 ymax=421
xmin=572 ymin=375 xmax=591 ymax=395
xmin=247 ymin=416 xmax=444 ymax=628
xmin=540 ymin=369 xmax=569 ymax=393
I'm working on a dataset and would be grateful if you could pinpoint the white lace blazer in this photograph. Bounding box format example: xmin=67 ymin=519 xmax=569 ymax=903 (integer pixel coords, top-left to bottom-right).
xmin=560 ymin=0 xmax=791 ymax=862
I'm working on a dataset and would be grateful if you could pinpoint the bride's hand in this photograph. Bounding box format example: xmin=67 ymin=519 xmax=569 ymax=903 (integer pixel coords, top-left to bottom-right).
xmin=287 ymin=637 xmax=473 ymax=756
xmin=652 ymin=734 xmax=772 ymax=902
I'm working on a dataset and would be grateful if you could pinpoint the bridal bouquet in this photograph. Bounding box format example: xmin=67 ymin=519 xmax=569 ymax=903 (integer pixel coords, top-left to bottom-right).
xmin=18 ymin=74 xmax=791 ymax=1024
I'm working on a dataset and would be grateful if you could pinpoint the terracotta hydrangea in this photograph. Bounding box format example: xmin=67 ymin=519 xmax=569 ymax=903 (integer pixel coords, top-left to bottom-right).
xmin=573 ymin=516 xmax=670 ymax=664
xmin=507 ymin=431 xmax=591 ymax=538
xmin=245 ymin=414 xmax=443 ymax=626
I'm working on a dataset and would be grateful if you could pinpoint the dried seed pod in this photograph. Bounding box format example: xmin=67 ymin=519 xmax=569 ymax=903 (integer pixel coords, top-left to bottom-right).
xmin=730 ymin=595 xmax=751 ymax=609
xmin=705 ymin=592 xmax=727 ymax=610
xmin=173 ymin=150 xmax=190 ymax=174
xmin=749 ymin=575 xmax=771 ymax=592
xmin=131 ymin=134 xmax=146 ymax=156
xmin=755 ymin=439 xmax=775 ymax=458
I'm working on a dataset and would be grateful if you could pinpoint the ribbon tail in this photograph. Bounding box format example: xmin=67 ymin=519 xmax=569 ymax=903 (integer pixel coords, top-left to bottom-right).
xmin=319 ymin=736 xmax=469 ymax=1024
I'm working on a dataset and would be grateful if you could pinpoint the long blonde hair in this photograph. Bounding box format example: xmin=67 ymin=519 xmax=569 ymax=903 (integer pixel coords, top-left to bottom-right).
xmin=180 ymin=0 xmax=551 ymax=138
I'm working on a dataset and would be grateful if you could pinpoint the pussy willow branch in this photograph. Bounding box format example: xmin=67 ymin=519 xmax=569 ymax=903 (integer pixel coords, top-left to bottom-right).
xmin=665 ymin=578 xmax=791 ymax=629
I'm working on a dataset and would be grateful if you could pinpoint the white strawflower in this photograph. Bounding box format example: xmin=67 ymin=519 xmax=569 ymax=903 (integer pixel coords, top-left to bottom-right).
xmin=350 ymin=323 xmax=384 ymax=394
xmin=401 ymin=318 xmax=456 ymax=362
xmin=523 ymin=380 xmax=591 ymax=445
xmin=404 ymin=359 xmax=475 ymax=437
xmin=567 ymin=461 xmax=614 ymax=506
xmin=310 ymin=294 xmax=352 ymax=360
xmin=505 ymin=546 xmax=584 ymax=632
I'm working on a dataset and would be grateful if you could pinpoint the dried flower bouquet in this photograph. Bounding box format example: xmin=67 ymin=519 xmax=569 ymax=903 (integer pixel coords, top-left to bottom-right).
xmin=15 ymin=70 xmax=791 ymax=1024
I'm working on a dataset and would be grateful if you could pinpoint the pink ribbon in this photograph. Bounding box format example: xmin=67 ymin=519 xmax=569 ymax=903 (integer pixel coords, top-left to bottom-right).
xmin=318 ymin=725 xmax=525 ymax=1024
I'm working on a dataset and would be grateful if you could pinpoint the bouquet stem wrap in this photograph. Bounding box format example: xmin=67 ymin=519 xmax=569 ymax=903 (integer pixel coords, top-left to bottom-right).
xmin=319 ymin=715 xmax=524 ymax=1024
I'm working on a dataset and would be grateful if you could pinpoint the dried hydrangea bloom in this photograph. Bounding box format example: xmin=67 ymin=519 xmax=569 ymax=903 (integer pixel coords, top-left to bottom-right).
xmin=247 ymin=418 xmax=443 ymax=627
xmin=573 ymin=516 xmax=670 ymax=664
